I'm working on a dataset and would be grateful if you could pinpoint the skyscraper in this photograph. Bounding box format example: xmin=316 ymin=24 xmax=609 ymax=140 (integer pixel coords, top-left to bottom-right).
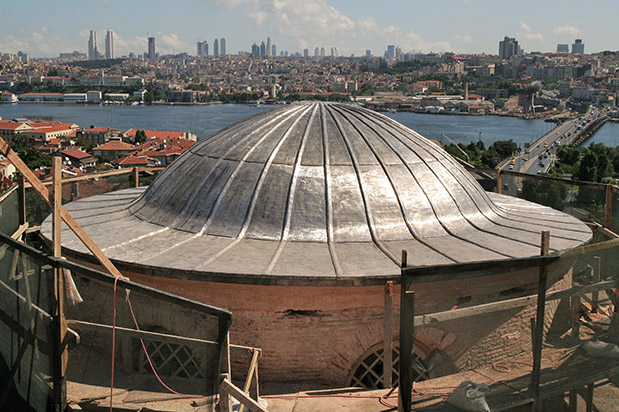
xmin=572 ymin=39 xmax=585 ymax=54
xmin=498 ymin=36 xmax=519 ymax=60
xmin=220 ymin=38 xmax=226 ymax=55
xmin=320 ymin=47 xmax=325 ymax=57
xmin=197 ymin=41 xmax=209 ymax=56
xmin=88 ymin=30 xmax=98 ymax=60
xmin=366 ymin=49 xmax=371 ymax=57
xmin=148 ymin=37 xmax=156 ymax=59
xmin=251 ymin=43 xmax=259 ymax=55
xmin=303 ymin=48 xmax=309 ymax=57
xmin=105 ymin=30 xmax=114 ymax=59
xmin=386 ymin=45 xmax=395 ymax=59
xmin=213 ymin=38 xmax=219 ymax=56
xmin=271 ymin=45 xmax=276 ymax=57
xmin=314 ymin=47 xmax=319 ymax=57
xmin=266 ymin=37 xmax=272 ymax=57
xmin=556 ymin=44 xmax=569 ymax=53
xmin=260 ymin=41 xmax=266 ymax=56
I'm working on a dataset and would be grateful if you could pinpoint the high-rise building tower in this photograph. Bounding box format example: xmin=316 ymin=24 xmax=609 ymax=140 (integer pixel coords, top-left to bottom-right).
xmin=386 ymin=45 xmax=395 ymax=58
xmin=213 ymin=38 xmax=219 ymax=56
xmin=314 ymin=47 xmax=319 ymax=57
xmin=260 ymin=41 xmax=266 ymax=56
xmin=88 ymin=30 xmax=98 ymax=60
xmin=251 ymin=43 xmax=259 ymax=55
xmin=572 ymin=39 xmax=584 ymax=54
xmin=197 ymin=41 xmax=209 ymax=56
xmin=148 ymin=37 xmax=156 ymax=59
xmin=366 ymin=49 xmax=371 ymax=57
xmin=271 ymin=45 xmax=276 ymax=57
xmin=105 ymin=30 xmax=114 ymax=59
xmin=303 ymin=48 xmax=309 ymax=57
xmin=266 ymin=37 xmax=272 ymax=57
xmin=498 ymin=36 xmax=519 ymax=60
xmin=220 ymin=38 xmax=226 ymax=55
xmin=556 ymin=44 xmax=569 ymax=53
xmin=320 ymin=47 xmax=325 ymax=57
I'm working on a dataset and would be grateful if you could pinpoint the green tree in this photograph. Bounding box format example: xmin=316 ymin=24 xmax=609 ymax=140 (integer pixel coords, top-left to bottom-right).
xmin=134 ymin=130 xmax=148 ymax=144
xmin=576 ymin=151 xmax=598 ymax=182
xmin=8 ymin=136 xmax=53 ymax=170
xmin=489 ymin=140 xmax=518 ymax=159
xmin=521 ymin=179 xmax=567 ymax=211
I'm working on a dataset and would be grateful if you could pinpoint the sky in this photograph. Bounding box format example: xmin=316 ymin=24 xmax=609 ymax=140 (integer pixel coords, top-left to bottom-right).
xmin=0 ymin=0 xmax=617 ymax=58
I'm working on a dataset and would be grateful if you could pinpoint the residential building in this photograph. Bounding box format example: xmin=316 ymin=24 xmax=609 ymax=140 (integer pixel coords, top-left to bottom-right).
xmin=105 ymin=30 xmax=114 ymax=59
xmin=92 ymin=140 xmax=135 ymax=161
xmin=499 ymin=36 xmax=519 ymax=60
xmin=59 ymin=149 xmax=97 ymax=168
xmin=76 ymin=127 xmax=120 ymax=145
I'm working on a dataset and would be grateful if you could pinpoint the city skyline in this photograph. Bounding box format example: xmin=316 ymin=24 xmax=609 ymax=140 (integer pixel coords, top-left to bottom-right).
xmin=0 ymin=0 xmax=617 ymax=58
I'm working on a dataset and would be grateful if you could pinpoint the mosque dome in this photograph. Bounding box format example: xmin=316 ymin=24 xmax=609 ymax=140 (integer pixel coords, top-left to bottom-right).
xmin=45 ymin=102 xmax=591 ymax=284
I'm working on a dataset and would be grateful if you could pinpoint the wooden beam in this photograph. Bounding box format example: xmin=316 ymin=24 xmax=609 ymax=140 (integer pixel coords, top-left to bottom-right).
xmin=0 ymin=136 xmax=126 ymax=280
xmin=604 ymin=184 xmax=613 ymax=229
xmin=398 ymin=289 xmax=414 ymax=412
xmin=531 ymin=231 xmax=550 ymax=411
xmin=243 ymin=350 xmax=260 ymax=396
xmin=133 ymin=167 xmax=140 ymax=188
xmin=592 ymin=256 xmax=601 ymax=311
xmin=66 ymin=319 xmax=219 ymax=347
xmin=10 ymin=223 xmax=29 ymax=240
xmin=53 ymin=157 xmax=61 ymax=258
xmin=383 ymin=281 xmax=393 ymax=388
xmin=219 ymin=378 xmax=268 ymax=412
xmin=496 ymin=168 xmax=502 ymax=194
xmin=18 ymin=175 xmax=25 ymax=226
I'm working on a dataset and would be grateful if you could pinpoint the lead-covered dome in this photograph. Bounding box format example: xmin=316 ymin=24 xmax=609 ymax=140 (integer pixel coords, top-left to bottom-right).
xmin=44 ymin=102 xmax=591 ymax=284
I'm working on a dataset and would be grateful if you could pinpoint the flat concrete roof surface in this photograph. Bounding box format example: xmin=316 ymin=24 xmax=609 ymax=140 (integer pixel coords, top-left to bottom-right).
xmin=42 ymin=102 xmax=591 ymax=285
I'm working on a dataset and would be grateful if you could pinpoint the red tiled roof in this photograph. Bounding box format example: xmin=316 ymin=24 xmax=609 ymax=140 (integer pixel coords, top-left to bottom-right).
xmin=116 ymin=156 xmax=151 ymax=166
xmin=93 ymin=141 xmax=134 ymax=151
xmin=125 ymin=128 xmax=185 ymax=139
xmin=0 ymin=121 xmax=29 ymax=130
xmin=22 ymin=125 xmax=73 ymax=134
xmin=61 ymin=150 xmax=93 ymax=159
xmin=82 ymin=127 xmax=112 ymax=133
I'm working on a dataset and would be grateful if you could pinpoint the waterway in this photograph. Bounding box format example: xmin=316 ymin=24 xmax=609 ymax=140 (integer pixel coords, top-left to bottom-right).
xmin=1 ymin=103 xmax=617 ymax=147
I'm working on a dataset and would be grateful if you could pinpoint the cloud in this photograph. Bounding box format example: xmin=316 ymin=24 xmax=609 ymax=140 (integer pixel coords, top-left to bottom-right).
xmin=452 ymin=34 xmax=473 ymax=45
xmin=159 ymin=33 xmax=189 ymax=54
xmin=553 ymin=24 xmax=582 ymax=36
xmin=210 ymin=0 xmax=257 ymax=9
xmin=519 ymin=20 xmax=543 ymax=42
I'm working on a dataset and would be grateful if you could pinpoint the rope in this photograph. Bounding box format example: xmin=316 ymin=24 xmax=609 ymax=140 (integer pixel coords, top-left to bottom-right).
xmin=125 ymin=292 xmax=202 ymax=399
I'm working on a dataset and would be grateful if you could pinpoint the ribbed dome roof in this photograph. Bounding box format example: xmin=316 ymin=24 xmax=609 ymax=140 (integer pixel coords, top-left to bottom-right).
xmin=44 ymin=102 xmax=591 ymax=284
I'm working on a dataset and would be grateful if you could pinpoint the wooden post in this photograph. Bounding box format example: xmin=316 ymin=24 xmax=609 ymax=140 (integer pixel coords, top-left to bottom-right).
xmin=401 ymin=249 xmax=407 ymax=267
xmin=219 ymin=332 xmax=232 ymax=412
xmin=249 ymin=356 xmax=260 ymax=402
xmin=18 ymin=174 xmax=26 ymax=226
xmin=496 ymin=168 xmax=502 ymax=194
xmin=531 ymin=231 xmax=550 ymax=411
xmin=568 ymin=390 xmax=577 ymax=412
xmin=133 ymin=167 xmax=140 ymax=188
xmin=604 ymin=184 xmax=613 ymax=229
xmin=398 ymin=283 xmax=414 ymax=412
xmin=585 ymin=383 xmax=594 ymax=412
xmin=383 ymin=281 xmax=393 ymax=388
xmin=243 ymin=349 xmax=260 ymax=401
xmin=51 ymin=157 xmax=67 ymax=412
xmin=592 ymin=256 xmax=601 ymax=312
